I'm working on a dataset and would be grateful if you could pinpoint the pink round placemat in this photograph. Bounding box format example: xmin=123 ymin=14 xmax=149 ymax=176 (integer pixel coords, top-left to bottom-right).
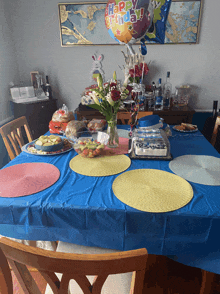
xmin=103 ymin=137 xmax=129 ymax=156
xmin=0 ymin=163 xmax=60 ymax=198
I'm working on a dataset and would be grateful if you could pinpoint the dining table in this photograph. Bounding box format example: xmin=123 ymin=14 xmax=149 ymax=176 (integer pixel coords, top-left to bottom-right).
xmin=1 ymin=124 xmax=220 ymax=277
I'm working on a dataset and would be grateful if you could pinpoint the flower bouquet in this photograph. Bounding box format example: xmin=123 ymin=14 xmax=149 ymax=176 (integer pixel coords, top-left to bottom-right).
xmin=81 ymin=72 xmax=132 ymax=147
xmin=121 ymin=51 xmax=149 ymax=85
xmin=128 ymin=63 xmax=149 ymax=84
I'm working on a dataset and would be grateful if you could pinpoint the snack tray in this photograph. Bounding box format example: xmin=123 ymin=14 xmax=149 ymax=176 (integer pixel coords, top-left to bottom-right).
xmin=173 ymin=125 xmax=198 ymax=133
xmin=22 ymin=136 xmax=72 ymax=156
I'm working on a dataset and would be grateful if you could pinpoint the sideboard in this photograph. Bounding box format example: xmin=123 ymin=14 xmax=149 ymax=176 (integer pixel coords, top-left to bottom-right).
xmin=12 ymin=99 xmax=57 ymax=139
xmin=76 ymin=105 xmax=195 ymax=125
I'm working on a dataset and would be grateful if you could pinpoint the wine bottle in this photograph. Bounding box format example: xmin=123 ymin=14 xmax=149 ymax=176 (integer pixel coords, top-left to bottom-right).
xmin=202 ymin=100 xmax=218 ymax=142
xmin=154 ymin=78 xmax=163 ymax=110
xmin=163 ymin=71 xmax=172 ymax=109
xmin=45 ymin=76 xmax=52 ymax=99
xmin=40 ymin=76 xmax=46 ymax=92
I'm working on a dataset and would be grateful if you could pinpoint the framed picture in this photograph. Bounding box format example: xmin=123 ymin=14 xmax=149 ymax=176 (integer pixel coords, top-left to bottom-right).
xmin=58 ymin=0 xmax=203 ymax=46
xmin=164 ymin=0 xmax=203 ymax=44
xmin=30 ymin=71 xmax=39 ymax=89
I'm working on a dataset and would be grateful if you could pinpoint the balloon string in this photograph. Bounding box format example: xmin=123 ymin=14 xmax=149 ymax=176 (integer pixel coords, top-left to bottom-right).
xmin=141 ymin=60 xmax=145 ymax=83
xmin=125 ymin=43 xmax=135 ymax=55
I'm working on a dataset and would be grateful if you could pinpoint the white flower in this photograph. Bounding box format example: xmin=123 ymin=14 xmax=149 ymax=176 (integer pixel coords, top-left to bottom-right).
xmin=123 ymin=72 xmax=131 ymax=86
xmin=81 ymin=94 xmax=93 ymax=105
xmin=90 ymin=91 xmax=100 ymax=105
xmin=106 ymin=93 xmax=114 ymax=106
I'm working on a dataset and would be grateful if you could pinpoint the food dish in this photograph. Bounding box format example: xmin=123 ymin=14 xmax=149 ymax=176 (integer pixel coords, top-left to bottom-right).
xmin=73 ymin=139 xmax=105 ymax=158
xmin=173 ymin=125 xmax=198 ymax=133
xmin=34 ymin=135 xmax=63 ymax=152
xmin=65 ymin=120 xmax=86 ymax=138
xmin=22 ymin=137 xmax=72 ymax=155
xmin=87 ymin=119 xmax=106 ymax=133
xmin=52 ymin=109 xmax=74 ymax=123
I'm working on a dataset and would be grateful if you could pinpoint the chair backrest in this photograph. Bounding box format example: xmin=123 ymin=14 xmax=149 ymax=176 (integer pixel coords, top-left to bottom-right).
xmin=117 ymin=111 xmax=154 ymax=125
xmin=0 ymin=237 xmax=148 ymax=294
xmin=0 ymin=116 xmax=33 ymax=160
xmin=210 ymin=116 xmax=220 ymax=147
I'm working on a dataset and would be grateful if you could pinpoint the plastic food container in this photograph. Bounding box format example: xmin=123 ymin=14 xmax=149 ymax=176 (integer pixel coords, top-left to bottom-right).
xmin=128 ymin=129 xmax=172 ymax=160
xmin=87 ymin=119 xmax=106 ymax=133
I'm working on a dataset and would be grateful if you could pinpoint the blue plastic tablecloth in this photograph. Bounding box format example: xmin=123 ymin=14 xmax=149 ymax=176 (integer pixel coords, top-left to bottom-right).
xmin=1 ymin=125 xmax=220 ymax=274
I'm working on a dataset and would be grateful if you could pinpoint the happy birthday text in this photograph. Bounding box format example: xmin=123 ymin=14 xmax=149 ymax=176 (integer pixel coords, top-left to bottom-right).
xmin=105 ymin=0 xmax=144 ymax=27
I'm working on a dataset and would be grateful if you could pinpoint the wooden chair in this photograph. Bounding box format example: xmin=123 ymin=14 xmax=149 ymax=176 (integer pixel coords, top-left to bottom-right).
xmin=117 ymin=111 xmax=153 ymax=125
xmin=210 ymin=116 xmax=220 ymax=147
xmin=0 ymin=116 xmax=33 ymax=160
xmin=0 ymin=237 xmax=148 ymax=294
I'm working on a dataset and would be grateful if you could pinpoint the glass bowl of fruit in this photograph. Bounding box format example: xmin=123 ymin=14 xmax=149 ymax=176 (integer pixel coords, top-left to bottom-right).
xmin=74 ymin=139 xmax=105 ymax=158
xmin=34 ymin=135 xmax=63 ymax=152
xmin=69 ymin=131 xmax=108 ymax=158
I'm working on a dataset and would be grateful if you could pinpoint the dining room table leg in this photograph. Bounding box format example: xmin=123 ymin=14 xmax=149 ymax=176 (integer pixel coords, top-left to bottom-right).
xmin=200 ymin=270 xmax=216 ymax=294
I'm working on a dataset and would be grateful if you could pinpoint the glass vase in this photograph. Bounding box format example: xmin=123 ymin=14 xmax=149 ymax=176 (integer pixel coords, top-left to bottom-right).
xmin=106 ymin=116 xmax=119 ymax=148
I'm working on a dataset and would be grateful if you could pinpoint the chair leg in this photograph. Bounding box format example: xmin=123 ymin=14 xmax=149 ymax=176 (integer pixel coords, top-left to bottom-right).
xmin=200 ymin=270 xmax=216 ymax=294
xmin=0 ymin=248 xmax=13 ymax=294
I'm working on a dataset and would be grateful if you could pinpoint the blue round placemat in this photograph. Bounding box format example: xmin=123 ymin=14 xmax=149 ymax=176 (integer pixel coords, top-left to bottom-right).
xmin=169 ymin=155 xmax=220 ymax=186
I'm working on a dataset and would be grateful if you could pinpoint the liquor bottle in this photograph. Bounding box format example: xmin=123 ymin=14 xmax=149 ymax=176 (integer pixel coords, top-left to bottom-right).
xmin=154 ymin=78 xmax=163 ymax=110
xmin=163 ymin=71 xmax=172 ymax=109
xmin=147 ymin=82 xmax=156 ymax=111
xmin=202 ymin=100 xmax=218 ymax=142
xmin=45 ymin=76 xmax=52 ymax=99
xmin=138 ymin=84 xmax=146 ymax=111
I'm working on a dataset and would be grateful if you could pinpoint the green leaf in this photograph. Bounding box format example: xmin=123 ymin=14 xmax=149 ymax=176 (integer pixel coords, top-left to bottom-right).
xmin=113 ymin=71 xmax=117 ymax=81
xmin=97 ymin=74 xmax=103 ymax=88
xmin=129 ymin=77 xmax=133 ymax=83
xmin=88 ymin=104 xmax=101 ymax=111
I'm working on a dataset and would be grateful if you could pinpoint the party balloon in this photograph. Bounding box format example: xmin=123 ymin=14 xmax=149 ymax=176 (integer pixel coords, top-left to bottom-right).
xmin=143 ymin=0 xmax=172 ymax=44
xmin=105 ymin=0 xmax=154 ymax=46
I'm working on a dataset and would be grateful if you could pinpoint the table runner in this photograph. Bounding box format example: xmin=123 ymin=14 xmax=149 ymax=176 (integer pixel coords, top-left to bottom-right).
xmin=0 ymin=163 xmax=60 ymax=197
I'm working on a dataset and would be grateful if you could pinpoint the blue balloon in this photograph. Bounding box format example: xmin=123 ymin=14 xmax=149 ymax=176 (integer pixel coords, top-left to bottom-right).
xmin=140 ymin=39 xmax=147 ymax=55
xmin=144 ymin=0 xmax=172 ymax=44
xmin=107 ymin=29 xmax=120 ymax=43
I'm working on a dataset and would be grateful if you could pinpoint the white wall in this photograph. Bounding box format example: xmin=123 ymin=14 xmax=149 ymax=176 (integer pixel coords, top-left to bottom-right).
xmin=3 ymin=0 xmax=220 ymax=118
xmin=0 ymin=0 xmax=19 ymax=124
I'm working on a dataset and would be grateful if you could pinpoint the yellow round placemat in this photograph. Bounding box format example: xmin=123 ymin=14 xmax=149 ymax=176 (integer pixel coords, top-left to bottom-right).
xmin=112 ymin=169 xmax=193 ymax=213
xmin=69 ymin=155 xmax=131 ymax=177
